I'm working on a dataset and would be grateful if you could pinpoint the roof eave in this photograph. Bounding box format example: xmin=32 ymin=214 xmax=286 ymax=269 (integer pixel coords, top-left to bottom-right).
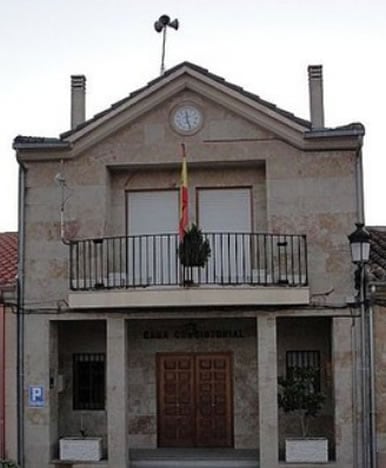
xmin=13 ymin=141 xmax=70 ymax=151
xmin=304 ymin=126 xmax=365 ymax=139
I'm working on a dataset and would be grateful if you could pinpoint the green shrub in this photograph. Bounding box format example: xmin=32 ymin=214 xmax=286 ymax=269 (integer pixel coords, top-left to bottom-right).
xmin=178 ymin=224 xmax=211 ymax=267
xmin=278 ymin=367 xmax=326 ymax=437
xmin=0 ymin=460 xmax=20 ymax=468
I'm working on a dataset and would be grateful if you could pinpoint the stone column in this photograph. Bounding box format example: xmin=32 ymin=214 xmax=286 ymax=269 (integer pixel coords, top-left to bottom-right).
xmin=257 ymin=314 xmax=279 ymax=468
xmin=107 ymin=318 xmax=128 ymax=467
xmin=333 ymin=317 xmax=355 ymax=467
xmin=24 ymin=316 xmax=51 ymax=468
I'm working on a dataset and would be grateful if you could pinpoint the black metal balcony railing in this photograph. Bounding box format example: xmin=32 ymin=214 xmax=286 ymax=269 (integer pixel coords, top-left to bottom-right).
xmin=69 ymin=232 xmax=308 ymax=291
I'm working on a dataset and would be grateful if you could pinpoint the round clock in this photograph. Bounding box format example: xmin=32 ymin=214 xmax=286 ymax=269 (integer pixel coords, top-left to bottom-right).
xmin=171 ymin=103 xmax=203 ymax=135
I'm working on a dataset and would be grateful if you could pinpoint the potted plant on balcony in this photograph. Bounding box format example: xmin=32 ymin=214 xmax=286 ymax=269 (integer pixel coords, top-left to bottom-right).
xmin=178 ymin=224 xmax=211 ymax=285
xmin=278 ymin=367 xmax=328 ymax=463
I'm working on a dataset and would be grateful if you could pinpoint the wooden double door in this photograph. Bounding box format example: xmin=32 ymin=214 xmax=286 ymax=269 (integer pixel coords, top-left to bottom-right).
xmin=157 ymin=352 xmax=233 ymax=448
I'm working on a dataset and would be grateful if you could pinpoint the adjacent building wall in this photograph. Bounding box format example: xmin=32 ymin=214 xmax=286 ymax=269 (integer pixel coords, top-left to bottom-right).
xmin=0 ymin=303 xmax=17 ymax=461
xmin=374 ymin=303 xmax=386 ymax=465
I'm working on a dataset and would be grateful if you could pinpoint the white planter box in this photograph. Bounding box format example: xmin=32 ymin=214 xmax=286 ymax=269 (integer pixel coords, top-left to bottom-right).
xmin=285 ymin=437 xmax=328 ymax=463
xmin=59 ymin=437 xmax=102 ymax=461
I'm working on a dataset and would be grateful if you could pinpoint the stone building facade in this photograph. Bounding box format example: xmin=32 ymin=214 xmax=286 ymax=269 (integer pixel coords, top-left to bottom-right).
xmin=14 ymin=62 xmax=366 ymax=467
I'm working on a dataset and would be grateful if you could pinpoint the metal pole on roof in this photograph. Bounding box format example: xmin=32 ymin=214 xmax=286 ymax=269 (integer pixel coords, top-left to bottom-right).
xmin=161 ymin=27 xmax=167 ymax=75
xmin=154 ymin=15 xmax=179 ymax=75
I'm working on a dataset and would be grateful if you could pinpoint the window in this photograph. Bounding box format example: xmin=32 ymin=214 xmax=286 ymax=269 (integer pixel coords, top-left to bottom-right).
xmin=198 ymin=188 xmax=252 ymax=282
xmin=286 ymin=350 xmax=321 ymax=391
xmin=198 ymin=188 xmax=251 ymax=233
xmin=127 ymin=190 xmax=178 ymax=235
xmin=73 ymin=353 xmax=105 ymax=410
xmin=126 ymin=190 xmax=179 ymax=285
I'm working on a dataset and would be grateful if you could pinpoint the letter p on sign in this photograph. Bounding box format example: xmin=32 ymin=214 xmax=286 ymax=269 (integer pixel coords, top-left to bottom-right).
xmin=28 ymin=385 xmax=45 ymax=407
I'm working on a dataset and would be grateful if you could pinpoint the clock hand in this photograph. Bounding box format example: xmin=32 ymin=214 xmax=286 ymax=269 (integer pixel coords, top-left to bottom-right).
xmin=184 ymin=111 xmax=191 ymax=129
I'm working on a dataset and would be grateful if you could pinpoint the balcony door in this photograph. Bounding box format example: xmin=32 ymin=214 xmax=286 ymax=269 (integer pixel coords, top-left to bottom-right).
xmin=127 ymin=190 xmax=179 ymax=285
xmin=198 ymin=188 xmax=252 ymax=283
xmin=157 ymin=352 xmax=233 ymax=448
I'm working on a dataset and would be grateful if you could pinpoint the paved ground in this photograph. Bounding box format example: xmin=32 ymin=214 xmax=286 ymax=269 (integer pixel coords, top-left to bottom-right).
xmin=129 ymin=448 xmax=259 ymax=468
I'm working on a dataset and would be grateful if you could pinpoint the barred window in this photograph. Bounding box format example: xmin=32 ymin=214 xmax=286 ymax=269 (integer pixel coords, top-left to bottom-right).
xmin=286 ymin=350 xmax=321 ymax=391
xmin=73 ymin=353 xmax=105 ymax=410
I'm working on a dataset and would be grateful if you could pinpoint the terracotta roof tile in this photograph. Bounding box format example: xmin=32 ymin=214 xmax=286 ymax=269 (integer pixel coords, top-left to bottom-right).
xmin=0 ymin=232 xmax=18 ymax=288
xmin=368 ymin=227 xmax=386 ymax=281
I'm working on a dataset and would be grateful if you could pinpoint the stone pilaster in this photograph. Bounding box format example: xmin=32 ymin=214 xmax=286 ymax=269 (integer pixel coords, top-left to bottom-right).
xmin=257 ymin=314 xmax=279 ymax=468
xmin=107 ymin=318 xmax=128 ymax=467
xmin=333 ymin=317 xmax=355 ymax=467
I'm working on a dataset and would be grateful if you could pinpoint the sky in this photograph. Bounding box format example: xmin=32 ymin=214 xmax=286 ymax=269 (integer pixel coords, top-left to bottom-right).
xmin=1 ymin=0 xmax=385 ymax=231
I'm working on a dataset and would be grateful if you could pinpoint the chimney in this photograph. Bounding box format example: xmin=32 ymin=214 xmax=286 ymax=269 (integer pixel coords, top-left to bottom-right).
xmin=71 ymin=75 xmax=86 ymax=130
xmin=308 ymin=65 xmax=324 ymax=129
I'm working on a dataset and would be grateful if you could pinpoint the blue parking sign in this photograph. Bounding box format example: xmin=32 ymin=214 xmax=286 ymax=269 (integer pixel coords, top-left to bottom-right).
xmin=28 ymin=385 xmax=45 ymax=407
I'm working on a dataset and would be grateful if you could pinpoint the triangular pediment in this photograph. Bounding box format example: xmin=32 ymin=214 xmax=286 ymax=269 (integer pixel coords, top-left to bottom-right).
xmin=15 ymin=62 xmax=364 ymax=161
xmin=61 ymin=62 xmax=311 ymax=156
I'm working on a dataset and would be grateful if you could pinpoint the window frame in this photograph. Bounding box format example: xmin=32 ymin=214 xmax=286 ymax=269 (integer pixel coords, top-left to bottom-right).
xmin=73 ymin=353 xmax=106 ymax=411
xmin=286 ymin=350 xmax=321 ymax=392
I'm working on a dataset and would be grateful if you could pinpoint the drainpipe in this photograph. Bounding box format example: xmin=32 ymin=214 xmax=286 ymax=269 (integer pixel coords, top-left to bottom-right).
xmin=356 ymin=133 xmax=376 ymax=467
xmin=368 ymin=285 xmax=377 ymax=467
xmin=354 ymin=133 xmax=366 ymax=467
xmin=355 ymin=136 xmax=365 ymax=224
xmin=17 ymin=163 xmax=26 ymax=467
xmin=351 ymin=132 xmax=376 ymax=468
xmin=0 ymin=296 xmax=5 ymax=458
xmin=359 ymin=265 xmax=370 ymax=467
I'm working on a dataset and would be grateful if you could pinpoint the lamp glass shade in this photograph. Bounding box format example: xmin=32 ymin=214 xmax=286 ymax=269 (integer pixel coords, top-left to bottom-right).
xmin=348 ymin=223 xmax=370 ymax=264
xmin=350 ymin=240 xmax=370 ymax=264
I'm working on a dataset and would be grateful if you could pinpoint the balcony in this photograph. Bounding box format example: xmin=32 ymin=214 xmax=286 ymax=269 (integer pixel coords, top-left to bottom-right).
xmin=70 ymin=232 xmax=308 ymax=290
xmin=68 ymin=233 xmax=308 ymax=310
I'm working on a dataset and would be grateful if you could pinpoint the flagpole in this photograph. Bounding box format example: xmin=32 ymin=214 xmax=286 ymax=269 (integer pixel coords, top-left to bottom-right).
xmin=179 ymin=143 xmax=189 ymax=239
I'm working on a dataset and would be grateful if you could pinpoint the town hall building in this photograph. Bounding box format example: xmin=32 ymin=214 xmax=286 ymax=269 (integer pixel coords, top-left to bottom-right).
xmin=13 ymin=62 xmax=366 ymax=467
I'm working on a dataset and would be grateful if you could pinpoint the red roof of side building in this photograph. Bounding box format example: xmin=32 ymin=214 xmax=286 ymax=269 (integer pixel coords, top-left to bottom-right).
xmin=0 ymin=232 xmax=18 ymax=289
xmin=368 ymin=227 xmax=386 ymax=276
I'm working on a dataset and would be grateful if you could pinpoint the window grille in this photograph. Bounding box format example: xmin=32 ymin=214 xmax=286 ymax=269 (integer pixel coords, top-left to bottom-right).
xmin=286 ymin=350 xmax=321 ymax=391
xmin=73 ymin=353 xmax=105 ymax=410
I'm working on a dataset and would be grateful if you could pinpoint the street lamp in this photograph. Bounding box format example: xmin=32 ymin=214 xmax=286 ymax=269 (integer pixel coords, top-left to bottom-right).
xmin=154 ymin=14 xmax=179 ymax=75
xmin=348 ymin=222 xmax=372 ymax=468
xmin=349 ymin=222 xmax=370 ymax=265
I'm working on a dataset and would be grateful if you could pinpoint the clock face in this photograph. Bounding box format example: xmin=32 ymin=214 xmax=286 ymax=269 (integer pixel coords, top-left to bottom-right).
xmin=172 ymin=104 xmax=203 ymax=134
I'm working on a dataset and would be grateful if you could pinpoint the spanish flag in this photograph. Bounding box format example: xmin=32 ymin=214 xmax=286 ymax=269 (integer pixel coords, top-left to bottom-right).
xmin=179 ymin=143 xmax=189 ymax=239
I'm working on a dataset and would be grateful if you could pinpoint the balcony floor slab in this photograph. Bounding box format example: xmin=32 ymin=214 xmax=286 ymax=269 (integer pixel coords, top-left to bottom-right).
xmin=68 ymin=285 xmax=310 ymax=309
